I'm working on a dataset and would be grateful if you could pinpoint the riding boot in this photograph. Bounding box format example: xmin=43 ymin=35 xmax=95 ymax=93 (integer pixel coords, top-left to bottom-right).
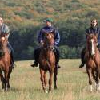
xmin=31 ymin=61 xmax=38 ymax=67
xmin=10 ymin=51 xmax=14 ymax=69
xmin=79 ymin=47 xmax=86 ymax=68
xmin=97 ymin=44 xmax=100 ymax=52
xmin=31 ymin=48 xmax=41 ymax=68
xmin=54 ymin=47 xmax=61 ymax=68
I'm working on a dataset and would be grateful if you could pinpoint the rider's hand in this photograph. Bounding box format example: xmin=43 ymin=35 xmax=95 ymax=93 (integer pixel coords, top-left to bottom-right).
xmin=40 ymin=41 xmax=44 ymax=46
xmin=2 ymin=37 xmax=5 ymax=41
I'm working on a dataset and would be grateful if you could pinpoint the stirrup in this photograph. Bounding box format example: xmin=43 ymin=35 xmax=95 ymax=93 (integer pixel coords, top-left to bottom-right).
xmin=58 ymin=65 xmax=61 ymax=68
xmin=31 ymin=63 xmax=38 ymax=68
xmin=79 ymin=64 xmax=84 ymax=68
xmin=56 ymin=64 xmax=61 ymax=68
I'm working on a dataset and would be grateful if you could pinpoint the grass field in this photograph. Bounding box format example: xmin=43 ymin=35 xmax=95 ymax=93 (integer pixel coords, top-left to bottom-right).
xmin=0 ymin=59 xmax=100 ymax=100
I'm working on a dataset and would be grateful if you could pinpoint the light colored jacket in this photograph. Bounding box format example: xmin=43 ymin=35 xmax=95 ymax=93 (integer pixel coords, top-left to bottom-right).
xmin=0 ymin=24 xmax=10 ymax=39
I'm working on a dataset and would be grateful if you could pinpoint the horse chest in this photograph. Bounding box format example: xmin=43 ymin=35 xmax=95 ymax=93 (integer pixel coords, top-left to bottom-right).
xmin=86 ymin=58 xmax=96 ymax=68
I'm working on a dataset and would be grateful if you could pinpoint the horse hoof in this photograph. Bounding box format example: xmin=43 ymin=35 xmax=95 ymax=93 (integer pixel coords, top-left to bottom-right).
xmin=5 ymin=88 xmax=8 ymax=91
xmin=7 ymin=88 xmax=10 ymax=91
xmin=96 ymin=88 xmax=100 ymax=92
xmin=45 ymin=90 xmax=48 ymax=93
xmin=1 ymin=89 xmax=5 ymax=92
xmin=54 ymin=86 xmax=57 ymax=90
xmin=49 ymin=90 xmax=52 ymax=93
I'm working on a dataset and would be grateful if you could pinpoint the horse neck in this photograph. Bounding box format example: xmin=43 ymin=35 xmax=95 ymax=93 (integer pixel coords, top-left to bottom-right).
xmin=86 ymin=43 xmax=98 ymax=58
xmin=42 ymin=45 xmax=54 ymax=58
xmin=2 ymin=43 xmax=8 ymax=53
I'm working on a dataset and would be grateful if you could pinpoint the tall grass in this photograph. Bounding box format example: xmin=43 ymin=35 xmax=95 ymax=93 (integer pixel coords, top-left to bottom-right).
xmin=0 ymin=60 xmax=100 ymax=100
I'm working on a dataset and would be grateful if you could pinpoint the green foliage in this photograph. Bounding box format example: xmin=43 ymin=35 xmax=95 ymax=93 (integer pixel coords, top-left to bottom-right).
xmin=0 ymin=60 xmax=100 ymax=100
xmin=0 ymin=0 xmax=100 ymax=59
xmin=8 ymin=18 xmax=91 ymax=59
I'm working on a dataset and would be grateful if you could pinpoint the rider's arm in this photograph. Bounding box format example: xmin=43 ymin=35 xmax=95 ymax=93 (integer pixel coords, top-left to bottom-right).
xmin=54 ymin=29 xmax=60 ymax=45
xmin=86 ymin=29 xmax=89 ymax=38
xmin=97 ymin=28 xmax=100 ymax=45
xmin=38 ymin=29 xmax=43 ymax=44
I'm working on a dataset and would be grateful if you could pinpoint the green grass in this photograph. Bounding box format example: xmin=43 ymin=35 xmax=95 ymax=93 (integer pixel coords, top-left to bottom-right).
xmin=0 ymin=59 xmax=100 ymax=100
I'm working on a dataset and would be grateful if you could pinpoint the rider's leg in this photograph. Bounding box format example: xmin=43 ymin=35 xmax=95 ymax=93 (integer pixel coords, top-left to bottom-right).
xmin=54 ymin=46 xmax=60 ymax=68
xmin=7 ymin=42 xmax=14 ymax=68
xmin=97 ymin=44 xmax=100 ymax=52
xmin=79 ymin=47 xmax=86 ymax=68
xmin=31 ymin=47 xmax=41 ymax=67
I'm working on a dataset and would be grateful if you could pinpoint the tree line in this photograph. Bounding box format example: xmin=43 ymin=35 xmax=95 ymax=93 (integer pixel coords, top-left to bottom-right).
xmin=9 ymin=18 xmax=91 ymax=60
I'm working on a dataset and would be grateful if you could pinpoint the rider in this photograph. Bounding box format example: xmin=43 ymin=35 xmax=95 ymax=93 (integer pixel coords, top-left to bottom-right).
xmin=0 ymin=17 xmax=14 ymax=68
xmin=79 ymin=19 xmax=100 ymax=68
xmin=31 ymin=18 xmax=60 ymax=68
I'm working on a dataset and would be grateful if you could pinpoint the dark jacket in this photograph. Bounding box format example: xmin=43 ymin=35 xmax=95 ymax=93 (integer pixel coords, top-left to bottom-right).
xmin=86 ymin=26 xmax=100 ymax=44
xmin=38 ymin=26 xmax=60 ymax=46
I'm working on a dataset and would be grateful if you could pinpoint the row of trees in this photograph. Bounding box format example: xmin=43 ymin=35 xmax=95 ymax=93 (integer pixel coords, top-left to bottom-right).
xmin=9 ymin=18 xmax=89 ymax=60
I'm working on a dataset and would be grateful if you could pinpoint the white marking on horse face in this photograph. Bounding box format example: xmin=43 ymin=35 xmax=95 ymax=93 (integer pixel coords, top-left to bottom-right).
xmin=49 ymin=34 xmax=51 ymax=38
xmin=91 ymin=39 xmax=95 ymax=55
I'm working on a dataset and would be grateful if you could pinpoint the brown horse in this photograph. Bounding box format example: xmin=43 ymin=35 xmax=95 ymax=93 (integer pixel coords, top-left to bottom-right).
xmin=85 ymin=33 xmax=100 ymax=91
xmin=38 ymin=32 xmax=58 ymax=93
xmin=0 ymin=33 xmax=12 ymax=91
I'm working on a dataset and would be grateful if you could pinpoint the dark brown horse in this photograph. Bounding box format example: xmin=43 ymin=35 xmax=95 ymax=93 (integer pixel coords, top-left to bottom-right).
xmin=38 ymin=32 xmax=58 ymax=93
xmin=85 ymin=33 xmax=100 ymax=91
xmin=0 ymin=33 xmax=12 ymax=91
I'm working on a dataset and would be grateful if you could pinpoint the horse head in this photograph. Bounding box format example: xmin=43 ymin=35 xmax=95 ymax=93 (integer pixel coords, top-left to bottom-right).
xmin=43 ymin=32 xmax=54 ymax=50
xmin=86 ymin=33 xmax=98 ymax=56
xmin=0 ymin=33 xmax=8 ymax=56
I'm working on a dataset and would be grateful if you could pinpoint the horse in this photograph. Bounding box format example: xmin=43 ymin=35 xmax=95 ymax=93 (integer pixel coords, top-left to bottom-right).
xmin=38 ymin=32 xmax=58 ymax=93
xmin=0 ymin=33 xmax=12 ymax=91
xmin=85 ymin=33 xmax=100 ymax=91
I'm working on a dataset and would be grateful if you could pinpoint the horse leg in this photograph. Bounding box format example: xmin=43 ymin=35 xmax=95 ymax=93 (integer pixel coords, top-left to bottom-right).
xmin=0 ymin=70 xmax=4 ymax=90
xmin=54 ymin=67 xmax=57 ymax=89
xmin=1 ymin=77 xmax=5 ymax=90
xmin=97 ymin=66 xmax=100 ymax=91
xmin=4 ymin=71 xmax=9 ymax=91
xmin=40 ymin=69 xmax=46 ymax=92
xmin=44 ymin=72 xmax=47 ymax=88
xmin=92 ymin=70 xmax=96 ymax=81
xmin=95 ymin=67 xmax=100 ymax=91
xmin=7 ymin=71 xmax=11 ymax=89
xmin=86 ymin=68 xmax=93 ymax=92
xmin=43 ymin=71 xmax=48 ymax=93
xmin=3 ymin=71 xmax=6 ymax=91
xmin=49 ymin=71 xmax=53 ymax=92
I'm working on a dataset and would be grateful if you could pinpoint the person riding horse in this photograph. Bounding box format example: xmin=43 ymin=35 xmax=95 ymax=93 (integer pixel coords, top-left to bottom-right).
xmin=31 ymin=18 xmax=60 ymax=68
xmin=0 ymin=17 xmax=14 ymax=68
xmin=79 ymin=19 xmax=100 ymax=68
